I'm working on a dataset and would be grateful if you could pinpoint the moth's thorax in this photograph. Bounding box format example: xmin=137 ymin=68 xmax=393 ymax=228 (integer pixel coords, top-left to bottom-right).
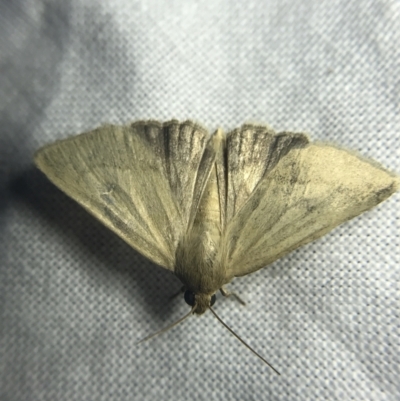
xmin=175 ymin=166 xmax=226 ymax=300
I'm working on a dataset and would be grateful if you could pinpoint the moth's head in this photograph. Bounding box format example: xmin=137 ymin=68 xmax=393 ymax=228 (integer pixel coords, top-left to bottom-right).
xmin=184 ymin=290 xmax=216 ymax=314
xmin=139 ymin=288 xmax=280 ymax=374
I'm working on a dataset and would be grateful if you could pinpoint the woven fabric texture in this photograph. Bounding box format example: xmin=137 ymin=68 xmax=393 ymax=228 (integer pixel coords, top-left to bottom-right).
xmin=1 ymin=1 xmax=399 ymax=400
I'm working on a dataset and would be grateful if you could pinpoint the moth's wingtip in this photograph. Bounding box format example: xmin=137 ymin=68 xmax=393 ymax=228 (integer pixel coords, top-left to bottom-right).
xmin=33 ymin=144 xmax=54 ymax=173
xmin=393 ymin=175 xmax=400 ymax=192
xmin=382 ymin=168 xmax=400 ymax=193
xmin=375 ymin=174 xmax=400 ymax=206
xmin=33 ymin=147 xmax=44 ymax=168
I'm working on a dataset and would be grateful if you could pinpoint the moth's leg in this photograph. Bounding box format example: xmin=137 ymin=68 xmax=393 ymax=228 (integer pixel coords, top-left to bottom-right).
xmin=220 ymin=287 xmax=246 ymax=305
xmin=169 ymin=286 xmax=186 ymax=301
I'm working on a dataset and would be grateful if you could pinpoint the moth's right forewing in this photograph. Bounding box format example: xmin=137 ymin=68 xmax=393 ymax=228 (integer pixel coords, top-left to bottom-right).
xmin=35 ymin=121 xmax=213 ymax=270
xmin=224 ymin=125 xmax=309 ymax=222
xmin=223 ymin=142 xmax=399 ymax=279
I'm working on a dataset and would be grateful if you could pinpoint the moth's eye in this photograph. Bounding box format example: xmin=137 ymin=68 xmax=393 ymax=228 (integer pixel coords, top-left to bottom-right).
xmin=210 ymin=294 xmax=216 ymax=306
xmin=184 ymin=290 xmax=196 ymax=306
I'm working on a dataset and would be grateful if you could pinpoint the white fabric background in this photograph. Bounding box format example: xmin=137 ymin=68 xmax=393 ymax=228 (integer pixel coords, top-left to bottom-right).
xmin=1 ymin=1 xmax=399 ymax=400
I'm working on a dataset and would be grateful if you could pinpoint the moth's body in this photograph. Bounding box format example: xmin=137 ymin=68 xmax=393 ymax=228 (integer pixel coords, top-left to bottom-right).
xmin=34 ymin=120 xmax=399 ymax=319
xmin=175 ymin=160 xmax=225 ymax=314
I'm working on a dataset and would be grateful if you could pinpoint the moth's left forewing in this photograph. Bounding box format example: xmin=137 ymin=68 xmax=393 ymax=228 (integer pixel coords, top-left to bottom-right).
xmin=35 ymin=120 xmax=216 ymax=271
xmin=220 ymin=130 xmax=399 ymax=279
xmin=155 ymin=121 xmax=216 ymax=229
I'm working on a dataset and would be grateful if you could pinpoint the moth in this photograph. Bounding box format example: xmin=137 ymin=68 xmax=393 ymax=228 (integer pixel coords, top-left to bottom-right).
xmin=35 ymin=120 xmax=399 ymax=373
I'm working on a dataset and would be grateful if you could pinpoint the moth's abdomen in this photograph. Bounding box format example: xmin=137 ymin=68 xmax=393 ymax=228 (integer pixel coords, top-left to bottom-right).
xmin=194 ymin=164 xmax=221 ymax=229
xmin=191 ymin=164 xmax=222 ymax=260
xmin=175 ymin=165 xmax=226 ymax=300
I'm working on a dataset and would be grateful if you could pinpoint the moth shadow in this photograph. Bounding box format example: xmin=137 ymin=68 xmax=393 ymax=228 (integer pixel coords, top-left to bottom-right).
xmin=10 ymin=166 xmax=182 ymax=321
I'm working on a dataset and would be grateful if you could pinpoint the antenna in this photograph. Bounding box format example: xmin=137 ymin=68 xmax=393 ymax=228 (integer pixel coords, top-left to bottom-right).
xmin=137 ymin=307 xmax=194 ymax=344
xmin=209 ymin=307 xmax=280 ymax=375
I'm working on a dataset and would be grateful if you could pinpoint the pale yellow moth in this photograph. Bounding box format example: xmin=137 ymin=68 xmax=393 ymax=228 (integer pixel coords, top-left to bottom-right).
xmin=35 ymin=120 xmax=399 ymax=374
